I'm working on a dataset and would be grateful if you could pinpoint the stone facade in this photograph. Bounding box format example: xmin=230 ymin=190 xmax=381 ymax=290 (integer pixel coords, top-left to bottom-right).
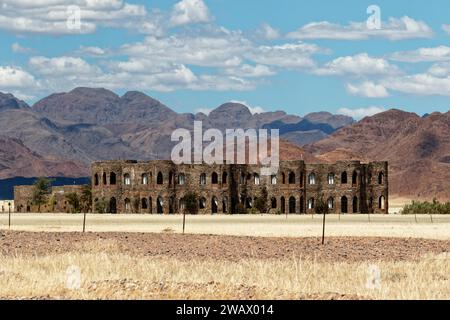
xmin=14 ymin=185 xmax=85 ymax=213
xmin=91 ymin=160 xmax=389 ymax=214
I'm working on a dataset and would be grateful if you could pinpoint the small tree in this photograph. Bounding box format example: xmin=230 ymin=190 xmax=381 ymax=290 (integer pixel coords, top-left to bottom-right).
xmin=32 ymin=177 xmax=53 ymax=213
xmin=183 ymin=192 xmax=199 ymax=215
xmin=80 ymin=185 xmax=92 ymax=213
xmin=315 ymin=196 xmax=329 ymax=214
xmin=95 ymin=197 xmax=108 ymax=213
xmin=65 ymin=192 xmax=81 ymax=213
xmin=255 ymin=187 xmax=268 ymax=214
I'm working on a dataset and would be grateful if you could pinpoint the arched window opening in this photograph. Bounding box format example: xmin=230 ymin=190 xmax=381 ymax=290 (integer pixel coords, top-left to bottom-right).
xmin=109 ymin=197 xmax=117 ymax=214
xmin=328 ymin=173 xmax=334 ymax=185
xmin=124 ymin=198 xmax=131 ymax=212
xmin=254 ymin=173 xmax=260 ymax=185
xmin=288 ymin=172 xmax=295 ymax=184
xmin=308 ymin=198 xmax=315 ymax=210
xmin=141 ymin=198 xmax=148 ymax=210
xmin=200 ymin=173 xmax=206 ymax=185
xmin=94 ymin=173 xmax=99 ymax=186
xmin=222 ymin=172 xmax=227 ymax=184
xmin=352 ymin=171 xmax=358 ymax=185
xmin=124 ymin=173 xmax=131 ymax=186
xmin=271 ymin=175 xmax=277 ymax=185
xmin=199 ymin=197 xmax=206 ymax=209
xmin=142 ymin=173 xmax=149 ymax=185
xmin=379 ymin=195 xmax=385 ymax=210
xmin=240 ymin=172 xmax=246 ymax=184
xmin=341 ymin=196 xmax=348 ymax=213
xmin=157 ymin=196 xmax=164 ymax=214
xmin=327 ymin=197 xmax=334 ymax=209
xmin=280 ymin=197 xmax=285 ymax=213
xmin=341 ymin=172 xmax=348 ymax=184
xmin=289 ymin=196 xmax=296 ymax=213
xmin=102 ymin=172 xmax=107 ymax=185
xmin=178 ymin=173 xmax=185 ymax=185
xmin=271 ymin=197 xmax=277 ymax=209
xmin=157 ymin=172 xmax=163 ymax=185
xmin=211 ymin=197 xmax=218 ymax=214
xmin=352 ymin=196 xmax=358 ymax=213
xmin=110 ymin=172 xmax=116 ymax=185
xmin=378 ymin=172 xmax=384 ymax=185
xmin=211 ymin=172 xmax=218 ymax=184
xmin=308 ymin=173 xmax=316 ymax=185
xmin=282 ymin=172 xmax=286 ymax=184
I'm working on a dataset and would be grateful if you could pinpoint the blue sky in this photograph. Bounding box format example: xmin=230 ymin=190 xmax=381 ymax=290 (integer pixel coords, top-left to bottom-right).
xmin=1 ymin=0 xmax=450 ymax=118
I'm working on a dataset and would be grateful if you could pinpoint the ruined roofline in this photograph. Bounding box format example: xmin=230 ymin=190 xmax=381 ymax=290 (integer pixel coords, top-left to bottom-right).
xmin=92 ymin=159 xmax=388 ymax=166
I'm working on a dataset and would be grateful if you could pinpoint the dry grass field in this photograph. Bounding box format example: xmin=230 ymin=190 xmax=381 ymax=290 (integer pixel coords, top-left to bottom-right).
xmin=1 ymin=213 xmax=449 ymax=239
xmin=0 ymin=231 xmax=449 ymax=300
xmin=0 ymin=211 xmax=449 ymax=300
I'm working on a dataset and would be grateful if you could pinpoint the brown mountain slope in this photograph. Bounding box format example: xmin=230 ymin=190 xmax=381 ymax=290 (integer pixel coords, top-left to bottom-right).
xmin=0 ymin=136 xmax=88 ymax=179
xmin=306 ymin=109 xmax=450 ymax=199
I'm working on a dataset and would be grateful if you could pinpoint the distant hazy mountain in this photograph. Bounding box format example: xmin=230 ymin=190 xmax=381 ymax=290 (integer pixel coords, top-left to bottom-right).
xmin=0 ymin=87 xmax=350 ymax=179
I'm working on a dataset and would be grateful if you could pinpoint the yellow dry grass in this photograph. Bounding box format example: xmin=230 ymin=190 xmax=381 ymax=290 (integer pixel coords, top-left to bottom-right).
xmin=2 ymin=213 xmax=449 ymax=240
xmin=0 ymin=239 xmax=448 ymax=300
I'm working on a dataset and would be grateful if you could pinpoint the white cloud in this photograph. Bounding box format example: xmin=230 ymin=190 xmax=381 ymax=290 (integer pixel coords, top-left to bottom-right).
xmin=337 ymin=106 xmax=385 ymax=118
xmin=0 ymin=66 xmax=36 ymax=89
xmin=382 ymin=73 xmax=450 ymax=96
xmin=256 ymin=23 xmax=280 ymax=40
xmin=346 ymin=81 xmax=389 ymax=98
xmin=223 ymin=64 xmax=275 ymax=78
xmin=0 ymin=0 xmax=157 ymax=35
xmin=29 ymin=56 xmax=100 ymax=75
xmin=120 ymin=33 xmax=249 ymax=68
xmin=427 ymin=62 xmax=450 ymax=77
xmin=77 ymin=46 xmax=107 ymax=56
xmin=443 ymin=24 xmax=450 ymax=34
xmin=287 ymin=16 xmax=433 ymax=41
xmin=170 ymin=0 xmax=211 ymax=26
xmin=11 ymin=42 xmax=32 ymax=53
xmin=246 ymin=42 xmax=326 ymax=69
xmin=389 ymin=46 xmax=450 ymax=63
xmin=315 ymin=53 xmax=400 ymax=76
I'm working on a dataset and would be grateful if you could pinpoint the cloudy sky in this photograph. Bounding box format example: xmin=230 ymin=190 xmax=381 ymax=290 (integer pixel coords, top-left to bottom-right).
xmin=1 ymin=0 xmax=450 ymax=118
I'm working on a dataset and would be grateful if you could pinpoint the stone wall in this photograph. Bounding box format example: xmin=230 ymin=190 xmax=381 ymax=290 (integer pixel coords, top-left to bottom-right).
xmin=14 ymin=185 xmax=85 ymax=213
xmin=91 ymin=160 xmax=389 ymax=214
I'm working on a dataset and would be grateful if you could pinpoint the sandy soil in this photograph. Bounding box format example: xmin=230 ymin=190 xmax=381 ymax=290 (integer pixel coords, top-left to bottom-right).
xmin=1 ymin=230 xmax=449 ymax=263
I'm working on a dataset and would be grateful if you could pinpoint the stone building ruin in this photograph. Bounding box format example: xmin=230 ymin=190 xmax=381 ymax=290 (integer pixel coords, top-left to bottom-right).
xmin=91 ymin=160 xmax=388 ymax=214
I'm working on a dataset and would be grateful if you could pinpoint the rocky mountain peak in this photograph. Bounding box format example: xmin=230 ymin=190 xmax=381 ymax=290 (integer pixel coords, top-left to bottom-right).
xmin=0 ymin=92 xmax=29 ymax=111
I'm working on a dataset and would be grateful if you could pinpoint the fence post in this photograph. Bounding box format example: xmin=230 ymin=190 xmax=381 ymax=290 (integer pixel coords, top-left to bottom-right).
xmin=8 ymin=203 xmax=11 ymax=230
xmin=430 ymin=214 xmax=433 ymax=223
xmin=82 ymin=211 xmax=87 ymax=233
xmin=321 ymin=212 xmax=326 ymax=245
xmin=182 ymin=210 xmax=186 ymax=234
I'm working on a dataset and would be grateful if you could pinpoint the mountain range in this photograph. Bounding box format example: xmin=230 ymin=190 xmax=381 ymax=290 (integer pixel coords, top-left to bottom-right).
xmin=0 ymin=88 xmax=449 ymax=199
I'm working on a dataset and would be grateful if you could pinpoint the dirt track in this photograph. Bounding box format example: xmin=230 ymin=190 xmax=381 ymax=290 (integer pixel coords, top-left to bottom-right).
xmin=1 ymin=231 xmax=449 ymax=262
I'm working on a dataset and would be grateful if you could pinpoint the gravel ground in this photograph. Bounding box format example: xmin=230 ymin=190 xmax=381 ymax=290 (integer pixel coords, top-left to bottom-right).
xmin=1 ymin=230 xmax=449 ymax=262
